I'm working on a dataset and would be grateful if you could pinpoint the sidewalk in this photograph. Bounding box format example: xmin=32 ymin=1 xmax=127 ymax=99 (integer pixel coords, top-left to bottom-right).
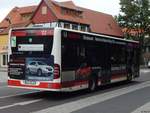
xmin=0 ymin=67 xmax=7 ymax=83
xmin=0 ymin=71 xmax=7 ymax=83
xmin=140 ymin=68 xmax=150 ymax=73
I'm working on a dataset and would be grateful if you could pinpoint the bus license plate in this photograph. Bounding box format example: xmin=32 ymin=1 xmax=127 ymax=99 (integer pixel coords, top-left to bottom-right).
xmin=24 ymin=80 xmax=36 ymax=85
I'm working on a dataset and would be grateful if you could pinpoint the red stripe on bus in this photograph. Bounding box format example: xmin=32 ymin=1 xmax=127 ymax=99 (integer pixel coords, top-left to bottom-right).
xmin=61 ymin=80 xmax=88 ymax=88
xmin=8 ymin=80 xmax=61 ymax=89
xmin=111 ymin=74 xmax=127 ymax=79
xmin=12 ymin=31 xmax=27 ymax=37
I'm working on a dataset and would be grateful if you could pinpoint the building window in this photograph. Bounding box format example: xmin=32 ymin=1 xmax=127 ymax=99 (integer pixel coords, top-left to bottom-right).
xmin=51 ymin=22 xmax=57 ymax=28
xmin=58 ymin=22 xmax=62 ymax=27
xmin=61 ymin=8 xmax=83 ymax=18
xmin=2 ymin=54 xmax=8 ymax=66
xmin=50 ymin=22 xmax=59 ymax=28
xmin=72 ymin=24 xmax=78 ymax=30
xmin=21 ymin=13 xmax=32 ymax=20
xmin=34 ymin=22 xmax=59 ymax=28
xmin=64 ymin=23 xmax=70 ymax=29
xmin=60 ymin=22 xmax=64 ymax=28
xmin=42 ymin=6 xmax=47 ymax=15
xmin=0 ymin=29 xmax=4 ymax=32
xmin=80 ymin=25 xmax=86 ymax=31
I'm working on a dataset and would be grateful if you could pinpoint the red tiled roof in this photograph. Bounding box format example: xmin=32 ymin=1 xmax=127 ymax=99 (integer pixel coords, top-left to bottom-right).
xmin=0 ymin=5 xmax=37 ymax=31
xmin=19 ymin=5 xmax=37 ymax=14
xmin=52 ymin=1 xmax=82 ymax=11
xmin=0 ymin=21 xmax=31 ymax=35
xmin=43 ymin=0 xmax=123 ymax=37
xmin=44 ymin=0 xmax=89 ymax=25
xmin=0 ymin=0 xmax=123 ymax=37
xmin=80 ymin=7 xmax=123 ymax=37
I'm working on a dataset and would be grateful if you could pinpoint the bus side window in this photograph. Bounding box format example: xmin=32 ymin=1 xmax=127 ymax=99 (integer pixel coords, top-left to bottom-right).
xmin=111 ymin=44 xmax=126 ymax=66
xmin=61 ymin=39 xmax=80 ymax=70
xmin=80 ymin=46 xmax=85 ymax=58
xmin=78 ymin=44 xmax=87 ymax=67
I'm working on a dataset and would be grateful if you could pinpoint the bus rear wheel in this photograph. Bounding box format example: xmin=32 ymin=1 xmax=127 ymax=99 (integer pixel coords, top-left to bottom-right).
xmin=88 ymin=77 xmax=97 ymax=92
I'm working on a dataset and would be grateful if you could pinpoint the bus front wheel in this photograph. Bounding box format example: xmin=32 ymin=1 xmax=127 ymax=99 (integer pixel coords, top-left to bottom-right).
xmin=127 ymin=74 xmax=132 ymax=82
xmin=88 ymin=77 xmax=97 ymax=92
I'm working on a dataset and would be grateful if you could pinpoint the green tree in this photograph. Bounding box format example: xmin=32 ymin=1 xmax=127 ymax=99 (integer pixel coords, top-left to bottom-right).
xmin=116 ymin=0 xmax=150 ymax=40
xmin=116 ymin=0 xmax=150 ymax=64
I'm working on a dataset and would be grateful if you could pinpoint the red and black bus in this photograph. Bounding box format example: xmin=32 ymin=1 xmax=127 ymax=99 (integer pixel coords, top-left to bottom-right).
xmin=8 ymin=27 xmax=140 ymax=91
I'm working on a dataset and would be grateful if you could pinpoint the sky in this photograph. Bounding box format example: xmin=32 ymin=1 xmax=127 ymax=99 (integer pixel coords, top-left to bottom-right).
xmin=0 ymin=0 xmax=121 ymax=22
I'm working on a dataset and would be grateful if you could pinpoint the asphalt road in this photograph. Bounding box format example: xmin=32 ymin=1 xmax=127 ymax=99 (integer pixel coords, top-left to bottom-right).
xmin=0 ymin=69 xmax=150 ymax=113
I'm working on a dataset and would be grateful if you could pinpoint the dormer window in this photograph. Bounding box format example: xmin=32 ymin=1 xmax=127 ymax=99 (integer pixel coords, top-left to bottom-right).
xmin=42 ymin=6 xmax=47 ymax=15
xmin=61 ymin=8 xmax=83 ymax=18
xmin=21 ymin=13 xmax=32 ymax=20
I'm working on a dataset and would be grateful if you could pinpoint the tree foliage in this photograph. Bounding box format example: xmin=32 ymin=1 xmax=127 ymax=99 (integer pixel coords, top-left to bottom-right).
xmin=116 ymin=0 xmax=150 ymax=41
xmin=116 ymin=0 xmax=150 ymax=64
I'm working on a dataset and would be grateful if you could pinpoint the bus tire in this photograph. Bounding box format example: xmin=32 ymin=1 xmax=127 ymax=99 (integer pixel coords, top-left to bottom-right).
xmin=127 ymin=74 xmax=132 ymax=82
xmin=88 ymin=76 xmax=97 ymax=92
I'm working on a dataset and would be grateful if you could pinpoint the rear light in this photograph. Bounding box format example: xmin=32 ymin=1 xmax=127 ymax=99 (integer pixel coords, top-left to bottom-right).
xmin=54 ymin=64 xmax=60 ymax=79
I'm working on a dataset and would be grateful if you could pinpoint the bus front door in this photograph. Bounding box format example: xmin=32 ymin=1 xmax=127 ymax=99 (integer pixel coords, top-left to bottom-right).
xmin=100 ymin=45 xmax=111 ymax=85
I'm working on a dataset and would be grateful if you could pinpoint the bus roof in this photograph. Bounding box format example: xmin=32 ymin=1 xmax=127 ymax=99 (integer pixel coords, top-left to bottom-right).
xmin=10 ymin=27 xmax=139 ymax=44
xmin=56 ymin=28 xmax=139 ymax=44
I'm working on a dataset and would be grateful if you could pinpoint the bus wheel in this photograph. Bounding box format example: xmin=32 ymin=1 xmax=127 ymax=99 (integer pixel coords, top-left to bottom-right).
xmin=127 ymin=74 xmax=132 ymax=82
xmin=88 ymin=77 xmax=97 ymax=92
xmin=37 ymin=69 xmax=42 ymax=76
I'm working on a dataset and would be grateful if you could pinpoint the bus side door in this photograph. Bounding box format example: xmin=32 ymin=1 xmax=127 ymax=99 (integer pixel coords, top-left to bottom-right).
xmin=101 ymin=43 xmax=111 ymax=85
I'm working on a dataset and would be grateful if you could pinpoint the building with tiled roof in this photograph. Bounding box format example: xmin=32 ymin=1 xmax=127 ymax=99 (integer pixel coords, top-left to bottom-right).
xmin=0 ymin=5 xmax=37 ymax=34
xmin=0 ymin=5 xmax=36 ymax=67
xmin=32 ymin=0 xmax=123 ymax=38
xmin=0 ymin=0 xmax=124 ymax=67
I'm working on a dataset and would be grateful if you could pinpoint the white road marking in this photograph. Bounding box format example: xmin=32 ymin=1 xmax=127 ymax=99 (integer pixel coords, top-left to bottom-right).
xmin=131 ymin=102 xmax=150 ymax=113
xmin=0 ymin=99 xmax=42 ymax=110
xmin=140 ymin=69 xmax=150 ymax=73
xmin=0 ymin=90 xmax=40 ymax=99
xmin=32 ymin=81 xmax=150 ymax=113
